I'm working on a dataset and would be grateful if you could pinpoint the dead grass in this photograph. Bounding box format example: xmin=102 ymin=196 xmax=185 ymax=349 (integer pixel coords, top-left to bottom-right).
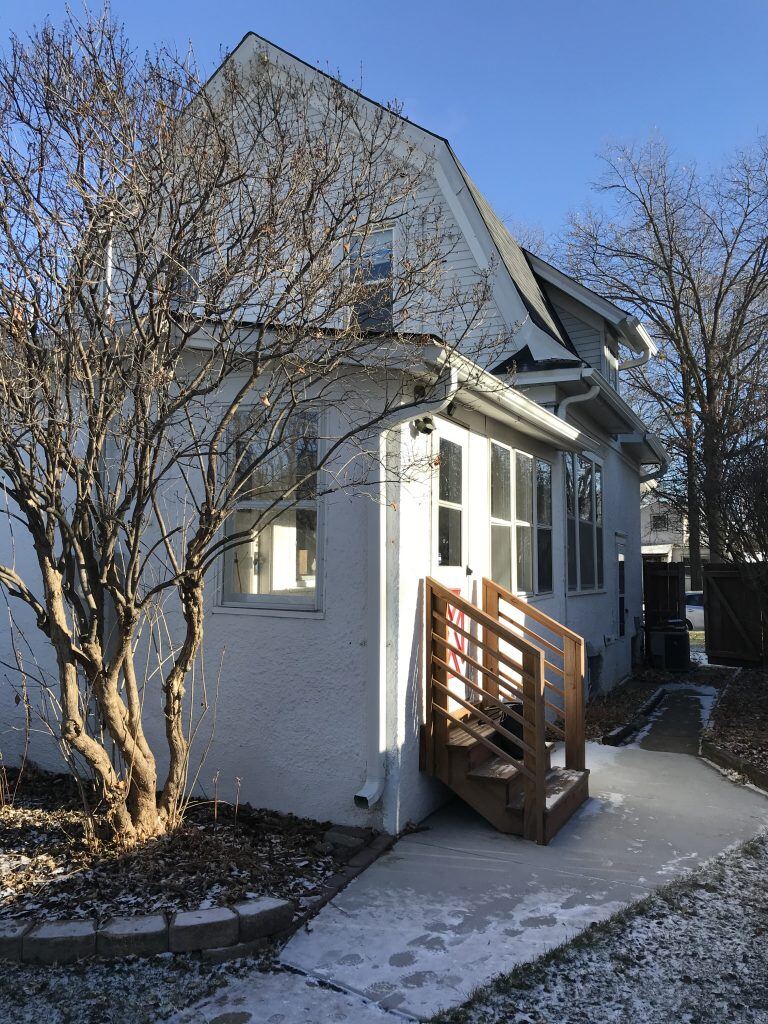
xmin=0 ymin=764 xmax=341 ymax=924
xmin=705 ymin=668 xmax=768 ymax=774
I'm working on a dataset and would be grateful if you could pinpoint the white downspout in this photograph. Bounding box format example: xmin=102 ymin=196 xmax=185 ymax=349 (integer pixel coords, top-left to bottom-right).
xmin=354 ymin=366 xmax=460 ymax=811
xmin=557 ymin=369 xmax=600 ymax=420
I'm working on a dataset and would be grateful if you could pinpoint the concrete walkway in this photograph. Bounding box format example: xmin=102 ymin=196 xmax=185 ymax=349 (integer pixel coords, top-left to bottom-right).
xmin=282 ymin=736 xmax=768 ymax=1019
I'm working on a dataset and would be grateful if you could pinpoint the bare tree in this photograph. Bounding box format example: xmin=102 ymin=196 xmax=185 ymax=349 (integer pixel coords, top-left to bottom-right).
xmin=0 ymin=13 xmax=511 ymax=841
xmin=563 ymin=138 xmax=768 ymax=580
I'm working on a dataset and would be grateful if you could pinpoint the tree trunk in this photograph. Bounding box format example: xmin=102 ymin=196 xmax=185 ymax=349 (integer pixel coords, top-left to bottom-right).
xmin=683 ymin=373 xmax=703 ymax=589
xmin=701 ymin=423 xmax=726 ymax=563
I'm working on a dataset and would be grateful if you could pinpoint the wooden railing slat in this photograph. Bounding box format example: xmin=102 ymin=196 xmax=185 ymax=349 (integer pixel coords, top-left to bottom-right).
xmin=430 ymin=675 xmax=537 ymax=759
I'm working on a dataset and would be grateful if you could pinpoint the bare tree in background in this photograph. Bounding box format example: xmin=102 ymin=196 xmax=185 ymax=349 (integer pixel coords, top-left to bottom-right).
xmin=564 ymin=138 xmax=768 ymax=583
xmin=0 ymin=12 xmax=511 ymax=841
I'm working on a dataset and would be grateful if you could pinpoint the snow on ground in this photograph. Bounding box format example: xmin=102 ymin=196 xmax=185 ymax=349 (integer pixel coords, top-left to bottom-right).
xmin=168 ymin=969 xmax=400 ymax=1024
xmin=0 ymin=951 xmax=267 ymax=1024
xmin=431 ymin=831 xmax=768 ymax=1024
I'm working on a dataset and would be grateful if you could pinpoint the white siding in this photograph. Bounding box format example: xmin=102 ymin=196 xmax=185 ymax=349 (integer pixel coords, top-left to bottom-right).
xmin=552 ymin=300 xmax=604 ymax=371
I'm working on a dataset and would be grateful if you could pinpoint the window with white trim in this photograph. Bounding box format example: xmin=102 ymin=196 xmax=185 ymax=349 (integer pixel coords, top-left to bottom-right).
xmin=565 ymin=452 xmax=603 ymax=592
xmin=437 ymin=436 xmax=463 ymax=566
xmin=489 ymin=442 xmax=553 ymax=595
xmin=222 ymin=411 xmax=320 ymax=609
xmin=350 ymin=227 xmax=393 ymax=331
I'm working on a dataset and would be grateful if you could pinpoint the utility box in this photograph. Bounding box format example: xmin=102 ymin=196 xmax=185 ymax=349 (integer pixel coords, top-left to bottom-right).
xmin=648 ymin=625 xmax=690 ymax=672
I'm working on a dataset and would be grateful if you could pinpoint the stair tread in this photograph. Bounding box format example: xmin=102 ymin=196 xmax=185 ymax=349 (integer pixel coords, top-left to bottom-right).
xmin=467 ymin=756 xmax=522 ymax=781
xmin=507 ymin=767 xmax=588 ymax=813
xmin=445 ymin=721 xmax=496 ymax=747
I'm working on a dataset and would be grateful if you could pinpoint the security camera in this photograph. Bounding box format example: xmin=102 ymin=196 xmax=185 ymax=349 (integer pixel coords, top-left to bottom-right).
xmin=413 ymin=415 xmax=436 ymax=435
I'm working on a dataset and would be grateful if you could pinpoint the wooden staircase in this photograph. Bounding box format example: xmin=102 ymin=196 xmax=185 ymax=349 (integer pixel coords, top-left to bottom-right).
xmin=422 ymin=577 xmax=589 ymax=844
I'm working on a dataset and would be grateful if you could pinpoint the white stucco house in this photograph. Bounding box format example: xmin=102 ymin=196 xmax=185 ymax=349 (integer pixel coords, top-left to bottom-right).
xmin=0 ymin=33 xmax=666 ymax=842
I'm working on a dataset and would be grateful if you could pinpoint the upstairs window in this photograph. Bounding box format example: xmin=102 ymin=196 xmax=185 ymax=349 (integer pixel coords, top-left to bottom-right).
xmin=350 ymin=227 xmax=393 ymax=331
xmin=222 ymin=411 xmax=320 ymax=609
xmin=565 ymin=453 xmax=603 ymax=592
xmin=650 ymin=512 xmax=670 ymax=532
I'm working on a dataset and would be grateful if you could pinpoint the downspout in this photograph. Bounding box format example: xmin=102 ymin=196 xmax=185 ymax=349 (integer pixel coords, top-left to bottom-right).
xmin=557 ymin=368 xmax=600 ymax=420
xmin=354 ymin=365 xmax=460 ymax=811
xmin=619 ymin=316 xmax=656 ymax=371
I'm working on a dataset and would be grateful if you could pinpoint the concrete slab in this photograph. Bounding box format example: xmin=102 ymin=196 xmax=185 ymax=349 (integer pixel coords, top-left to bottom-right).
xmin=281 ymin=742 xmax=768 ymax=1020
xmin=168 ymin=970 xmax=400 ymax=1024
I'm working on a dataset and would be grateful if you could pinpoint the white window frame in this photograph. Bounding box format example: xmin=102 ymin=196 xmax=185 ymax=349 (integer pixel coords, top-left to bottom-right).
xmin=217 ymin=408 xmax=324 ymax=614
xmin=488 ymin=441 xmax=553 ymax=597
xmin=565 ymin=452 xmax=604 ymax=594
xmin=349 ymin=225 xmax=395 ymax=330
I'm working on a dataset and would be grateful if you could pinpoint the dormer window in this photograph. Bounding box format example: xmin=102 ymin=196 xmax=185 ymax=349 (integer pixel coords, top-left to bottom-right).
xmin=350 ymin=227 xmax=393 ymax=331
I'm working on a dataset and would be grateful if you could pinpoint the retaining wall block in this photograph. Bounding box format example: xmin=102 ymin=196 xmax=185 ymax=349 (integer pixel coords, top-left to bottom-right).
xmin=234 ymin=897 xmax=294 ymax=941
xmin=23 ymin=919 xmax=96 ymax=964
xmin=169 ymin=907 xmax=238 ymax=953
xmin=97 ymin=913 xmax=168 ymax=957
xmin=0 ymin=919 xmax=32 ymax=962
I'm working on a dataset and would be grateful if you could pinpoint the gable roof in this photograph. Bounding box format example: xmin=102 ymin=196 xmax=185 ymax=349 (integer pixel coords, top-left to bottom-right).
xmin=213 ymin=33 xmax=582 ymax=360
xmin=452 ymin=160 xmax=577 ymax=355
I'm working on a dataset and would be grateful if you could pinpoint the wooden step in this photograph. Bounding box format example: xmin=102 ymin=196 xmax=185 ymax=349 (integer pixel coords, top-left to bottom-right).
xmin=507 ymin=767 xmax=589 ymax=843
xmin=466 ymin=755 xmax=521 ymax=781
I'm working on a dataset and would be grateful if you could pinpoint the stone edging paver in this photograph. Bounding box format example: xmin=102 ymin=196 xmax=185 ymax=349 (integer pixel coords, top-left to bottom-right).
xmin=600 ymin=686 xmax=667 ymax=746
xmin=0 ymin=828 xmax=394 ymax=965
xmin=700 ymin=738 xmax=768 ymax=794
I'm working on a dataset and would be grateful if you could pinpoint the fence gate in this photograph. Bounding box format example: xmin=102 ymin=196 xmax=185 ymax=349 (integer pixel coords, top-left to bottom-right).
xmin=703 ymin=564 xmax=765 ymax=666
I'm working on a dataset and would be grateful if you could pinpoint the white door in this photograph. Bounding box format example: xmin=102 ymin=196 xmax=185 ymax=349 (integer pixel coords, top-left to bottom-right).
xmin=431 ymin=419 xmax=475 ymax=702
xmin=432 ymin=418 xmax=470 ymax=595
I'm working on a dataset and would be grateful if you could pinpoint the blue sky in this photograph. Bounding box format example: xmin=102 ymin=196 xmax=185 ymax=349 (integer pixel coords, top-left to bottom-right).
xmin=2 ymin=0 xmax=767 ymax=236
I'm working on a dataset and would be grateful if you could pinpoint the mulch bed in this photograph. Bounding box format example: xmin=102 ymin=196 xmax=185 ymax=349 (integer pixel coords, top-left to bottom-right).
xmin=585 ymin=665 xmax=732 ymax=741
xmin=704 ymin=668 xmax=768 ymax=775
xmin=0 ymin=765 xmax=343 ymax=925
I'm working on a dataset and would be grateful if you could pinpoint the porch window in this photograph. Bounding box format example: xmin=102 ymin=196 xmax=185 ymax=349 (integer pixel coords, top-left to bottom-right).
xmin=490 ymin=442 xmax=512 ymax=590
xmin=222 ymin=411 xmax=320 ymax=609
xmin=350 ymin=227 xmax=393 ymax=331
xmin=437 ymin=437 xmax=463 ymax=566
xmin=565 ymin=452 xmax=603 ymax=592
xmin=489 ymin=443 xmax=552 ymax=595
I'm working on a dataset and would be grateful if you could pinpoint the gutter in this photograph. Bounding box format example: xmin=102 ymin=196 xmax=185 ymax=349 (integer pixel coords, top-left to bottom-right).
xmin=355 ymin=364 xmax=460 ymax=811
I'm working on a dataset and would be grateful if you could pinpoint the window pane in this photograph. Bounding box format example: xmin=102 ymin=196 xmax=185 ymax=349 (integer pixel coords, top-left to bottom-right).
xmin=351 ymin=228 xmax=393 ymax=283
xmin=565 ymin=454 xmax=575 ymax=517
xmin=439 ymin=438 xmax=462 ymax=504
xmin=515 ymin=453 xmax=533 ymax=524
xmin=579 ymin=520 xmax=595 ymax=588
xmin=537 ymin=527 xmax=553 ymax=593
xmin=491 ymin=444 xmax=511 ymax=521
xmin=596 ymin=526 xmax=604 ymax=588
xmin=516 ymin=524 xmax=533 ymax=593
xmin=491 ymin=524 xmax=512 ymax=590
xmin=353 ymin=283 xmax=393 ymax=331
xmin=536 ymin=459 xmax=552 ymax=526
xmin=225 ymin=509 xmax=317 ymax=601
xmin=567 ymin=518 xmax=578 ymax=590
xmin=236 ymin=411 xmax=318 ymax=501
xmin=578 ymin=457 xmax=593 ymax=521
xmin=438 ymin=506 xmax=462 ymax=566
xmin=352 ymin=228 xmax=393 ymax=330
xmin=595 ymin=465 xmax=603 ymax=524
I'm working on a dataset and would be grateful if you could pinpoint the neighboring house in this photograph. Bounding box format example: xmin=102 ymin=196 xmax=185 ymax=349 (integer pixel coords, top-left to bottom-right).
xmin=641 ymin=496 xmax=709 ymax=588
xmin=0 ymin=33 xmax=666 ymax=841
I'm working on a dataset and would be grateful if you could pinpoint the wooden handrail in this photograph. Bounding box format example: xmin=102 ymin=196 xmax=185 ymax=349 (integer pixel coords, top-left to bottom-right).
xmin=427 ymin=577 xmax=544 ymax=660
xmin=484 ymin=577 xmax=584 ymax=645
xmin=482 ymin=577 xmax=586 ymax=774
